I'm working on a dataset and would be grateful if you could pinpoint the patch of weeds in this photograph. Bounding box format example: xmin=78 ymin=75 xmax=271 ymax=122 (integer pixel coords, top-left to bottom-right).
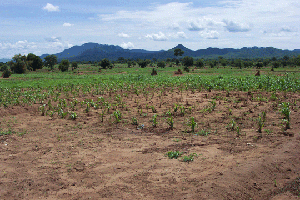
xmin=131 ymin=117 xmax=138 ymax=125
xmin=0 ymin=128 xmax=13 ymax=136
xmin=173 ymin=138 xmax=181 ymax=142
xmin=196 ymin=129 xmax=211 ymax=136
xmin=18 ymin=129 xmax=28 ymax=136
xmin=166 ymin=151 xmax=182 ymax=159
xmin=182 ymin=153 xmax=197 ymax=162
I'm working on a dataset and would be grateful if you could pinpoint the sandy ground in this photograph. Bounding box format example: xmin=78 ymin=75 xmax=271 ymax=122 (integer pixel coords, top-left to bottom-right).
xmin=0 ymin=90 xmax=300 ymax=199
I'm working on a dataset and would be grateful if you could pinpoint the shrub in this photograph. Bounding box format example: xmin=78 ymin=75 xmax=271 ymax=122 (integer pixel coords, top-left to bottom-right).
xmin=71 ymin=62 xmax=78 ymax=71
xmin=157 ymin=61 xmax=166 ymax=68
xmin=2 ymin=69 xmax=11 ymax=78
xmin=0 ymin=64 xmax=8 ymax=72
xmin=58 ymin=59 xmax=70 ymax=72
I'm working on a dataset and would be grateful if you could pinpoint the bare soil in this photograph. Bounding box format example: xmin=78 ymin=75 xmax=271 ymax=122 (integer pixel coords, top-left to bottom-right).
xmin=1 ymin=90 xmax=300 ymax=199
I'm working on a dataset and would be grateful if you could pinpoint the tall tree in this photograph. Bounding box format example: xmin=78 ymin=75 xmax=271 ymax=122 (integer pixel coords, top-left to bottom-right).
xmin=44 ymin=55 xmax=57 ymax=70
xmin=27 ymin=53 xmax=43 ymax=71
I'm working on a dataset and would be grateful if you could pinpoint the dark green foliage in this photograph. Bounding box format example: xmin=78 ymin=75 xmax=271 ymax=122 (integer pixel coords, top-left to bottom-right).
xmin=255 ymin=62 xmax=263 ymax=69
xmin=2 ymin=69 xmax=11 ymax=78
xmin=195 ymin=59 xmax=204 ymax=68
xmin=127 ymin=61 xmax=135 ymax=68
xmin=0 ymin=64 xmax=8 ymax=72
xmin=182 ymin=56 xmax=194 ymax=67
xmin=10 ymin=54 xmax=27 ymax=74
xmin=174 ymin=48 xmax=184 ymax=57
xmin=166 ymin=151 xmax=182 ymax=159
xmin=27 ymin=53 xmax=43 ymax=71
xmin=44 ymin=55 xmax=57 ymax=70
xmin=58 ymin=59 xmax=70 ymax=72
xmin=273 ymin=61 xmax=281 ymax=68
xmin=100 ymin=58 xmax=112 ymax=69
xmin=71 ymin=62 xmax=78 ymax=71
xmin=137 ymin=59 xmax=150 ymax=68
xmin=157 ymin=61 xmax=166 ymax=68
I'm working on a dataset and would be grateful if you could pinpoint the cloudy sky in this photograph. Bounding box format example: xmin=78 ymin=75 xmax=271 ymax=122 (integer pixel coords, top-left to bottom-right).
xmin=1 ymin=0 xmax=299 ymax=58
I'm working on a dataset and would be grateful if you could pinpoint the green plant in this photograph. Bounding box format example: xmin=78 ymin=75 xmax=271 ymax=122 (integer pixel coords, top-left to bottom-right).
xmin=179 ymin=105 xmax=185 ymax=116
xmin=150 ymin=106 xmax=157 ymax=113
xmin=196 ymin=129 xmax=210 ymax=136
xmin=166 ymin=151 xmax=182 ymax=159
xmin=167 ymin=117 xmax=174 ymax=129
xmin=69 ymin=112 xmax=78 ymax=120
xmin=39 ymin=104 xmax=47 ymax=116
xmin=151 ymin=114 xmax=158 ymax=127
xmin=0 ymin=128 xmax=13 ymax=136
xmin=113 ymin=110 xmax=122 ymax=123
xmin=187 ymin=117 xmax=197 ymax=132
xmin=227 ymin=119 xmax=237 ymax=131
xmin=99 ymin=110 xmax=105 ymax=122
xmin=131 ymin=117 xmax=138 ymax=125
xmin=280 ymin=102 xmax=290 ymax=129
xmin=173 ymin=103 xmax=179 ymax=113
xmin=182 ymin=153 xmax=197 ymax=162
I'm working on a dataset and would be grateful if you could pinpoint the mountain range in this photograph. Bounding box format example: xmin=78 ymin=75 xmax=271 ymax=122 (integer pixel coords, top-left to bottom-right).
xmin=40 ymin=43 xmax=300 ymax=62
xmin=2 ymin=43 xmax=300 ymax=63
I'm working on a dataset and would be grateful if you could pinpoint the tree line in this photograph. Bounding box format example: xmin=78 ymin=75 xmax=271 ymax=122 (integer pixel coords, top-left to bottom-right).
xmin=1 ymin=49 xmax=300 ymax=77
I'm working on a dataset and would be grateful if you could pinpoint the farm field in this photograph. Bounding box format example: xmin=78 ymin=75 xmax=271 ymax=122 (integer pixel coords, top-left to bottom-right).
xmin=1 ymin=65 xmax=300 ymax=199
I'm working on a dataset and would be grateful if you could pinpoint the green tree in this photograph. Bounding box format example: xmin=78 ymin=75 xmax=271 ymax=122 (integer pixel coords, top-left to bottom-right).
xmin=195 ymin=59 xmax=204 ymax=68
xmin=100 ymin=58 xmax=112 ymax=69
xmin=27 ymin=53 xmax=43 ymax=71
xmin=174 ymin=48 xmax=184 ymax=57
xmin=157 ymin=61 xmax=166 ymax=68
xmin=255 ymin=62 xmax=263 ymax=69
xmin=9 ymin=54 xmax=27 ymax=74
xmin=71 ymin=62 xmax=78 ymax=71
xmin=182 ymin=56 xmax=193 ymax=72
xmin=58 ymin=59 xmax=70 ymax=72
xmin=44 ymin=55 xmax=57 ymax=70
xmin=137 ymin=59 xmax=150 ymax=68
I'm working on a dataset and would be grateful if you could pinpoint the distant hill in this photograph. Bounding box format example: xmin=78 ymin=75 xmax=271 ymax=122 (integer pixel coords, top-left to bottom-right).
xmin=39 ymin=43 xmax=300 ymax=62
xmin=0 ymin=58 xmax=12 ymax=63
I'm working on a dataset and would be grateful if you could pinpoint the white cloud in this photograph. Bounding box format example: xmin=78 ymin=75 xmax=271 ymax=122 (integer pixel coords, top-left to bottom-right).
xmin=63 ymin=23 xmax=74 ymax=27
xmin=199 ymin=30 xmax=219 ymax=39
xmin=118 ymin=33 xmax=130 ymax=38
xmin=0 ymin=40 xmax=38 ymax=58
xmin=169 ymin=32 xmax=187 ymax=39
xmin=146 ymin=32 xmax=168 ymax=41
xmin=188 ymin=19 xmax=205 ymax=31
xmin=44 ymin=37 xmax=61 ymax=43
xmin=222 ymin=20 xmax=251 ymax=32
xmin=120 ymin=42 xmax=134 ymax=49
xmin=43 ymin=3 xmax=60 ymax=12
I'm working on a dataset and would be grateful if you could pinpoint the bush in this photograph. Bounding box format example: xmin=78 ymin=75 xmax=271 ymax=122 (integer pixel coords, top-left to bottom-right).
xmin=58 ymin=59 xmax=70 ymax=72
xmin=100 ymin=58 xmax=112 ymax=69
xmin=2 ymin=69 xmax=11 ymax=78
xmin=195 ymin=59 xmax=204 ymax=68
xmin=157 ymin=61 xmax=166 ymax=68
xmin=10 ymin=59 xmax=26 ymax=74
xmin=71 ymin=62 xmax=78 ymax=71
xmin=0 ymin=64 xmax=8 ymax=72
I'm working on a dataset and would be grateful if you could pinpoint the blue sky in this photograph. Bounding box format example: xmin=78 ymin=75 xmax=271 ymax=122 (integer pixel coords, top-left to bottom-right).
xmin=1 ymin=0 xmax=299 ymax=58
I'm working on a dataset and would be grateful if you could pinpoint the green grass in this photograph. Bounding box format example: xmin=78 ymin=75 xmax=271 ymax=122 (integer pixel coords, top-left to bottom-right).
xmin=1 ymin=65 xmax=300 ymax=108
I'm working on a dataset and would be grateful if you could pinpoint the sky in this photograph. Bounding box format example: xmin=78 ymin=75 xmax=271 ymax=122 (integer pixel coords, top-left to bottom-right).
xmin=0 ymin=0 xmax=299 ymax=58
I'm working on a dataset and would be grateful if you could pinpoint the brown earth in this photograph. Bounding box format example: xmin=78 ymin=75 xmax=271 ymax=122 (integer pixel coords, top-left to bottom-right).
xmin=0 ymin=90 xmax=300 ymax=199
